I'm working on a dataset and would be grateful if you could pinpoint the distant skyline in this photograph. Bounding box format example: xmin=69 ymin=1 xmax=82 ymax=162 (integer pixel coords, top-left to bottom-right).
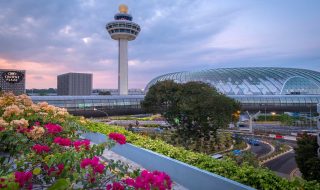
xmin=0 ymin=0 xmax=319 ymax=89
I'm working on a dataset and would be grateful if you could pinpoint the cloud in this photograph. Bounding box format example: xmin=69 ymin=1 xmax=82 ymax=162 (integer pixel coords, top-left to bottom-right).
xmin=0 ymin=0 xmax=319 ymax=89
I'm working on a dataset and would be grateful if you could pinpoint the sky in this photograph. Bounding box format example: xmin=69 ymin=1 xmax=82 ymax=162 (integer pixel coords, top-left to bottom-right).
xmin=0 ymin=0 xmax=319 ymax=89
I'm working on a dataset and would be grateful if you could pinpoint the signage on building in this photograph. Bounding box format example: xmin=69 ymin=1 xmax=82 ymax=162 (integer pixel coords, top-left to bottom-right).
xmin=2 ymin=71 xmax=24 ymax=84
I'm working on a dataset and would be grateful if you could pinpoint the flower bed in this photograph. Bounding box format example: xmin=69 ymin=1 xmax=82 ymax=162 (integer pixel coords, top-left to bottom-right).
xmin=0 ymin=93 xmax=172 ymax=190
xmin=85 ymin=122 xmax=320 ymax=190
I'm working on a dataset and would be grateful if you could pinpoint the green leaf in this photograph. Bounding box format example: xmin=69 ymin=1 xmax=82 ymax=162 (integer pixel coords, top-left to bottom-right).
xmin=48 ymin=179 xmax=71 ymax=190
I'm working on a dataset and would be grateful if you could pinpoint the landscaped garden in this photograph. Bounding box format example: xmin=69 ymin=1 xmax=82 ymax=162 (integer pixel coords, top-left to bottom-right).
xmin=1 ymin=91 xmax=320 ymax=189
xmin=0 ymin=93 xmax=172 ymax=190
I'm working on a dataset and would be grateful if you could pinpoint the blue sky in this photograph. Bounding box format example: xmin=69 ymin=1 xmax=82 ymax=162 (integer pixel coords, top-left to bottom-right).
xmin=0 ymin=0 xmax=319 ymax=89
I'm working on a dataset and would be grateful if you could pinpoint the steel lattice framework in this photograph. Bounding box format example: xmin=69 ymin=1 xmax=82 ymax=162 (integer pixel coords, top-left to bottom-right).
xmin=145 ymin=67 xmax=320 ymax=96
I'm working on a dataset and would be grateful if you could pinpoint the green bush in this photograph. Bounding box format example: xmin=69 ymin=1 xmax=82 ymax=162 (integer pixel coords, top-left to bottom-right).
xmin=85 ymin=122 xmax=320 ymax=190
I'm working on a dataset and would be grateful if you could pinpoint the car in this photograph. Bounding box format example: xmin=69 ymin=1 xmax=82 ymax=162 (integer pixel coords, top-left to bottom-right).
xmin=248 ymin=138 xmax=260 ymax=146
xmin=211 ymin=154 xmax=223 ymax=159
xmin=232 ymin=149 xmax=242 ymax=156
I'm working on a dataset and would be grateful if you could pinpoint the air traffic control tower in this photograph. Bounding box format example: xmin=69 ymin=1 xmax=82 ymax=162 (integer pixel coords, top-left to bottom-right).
xmin=106 ymin=5 xmax=141 ymax=95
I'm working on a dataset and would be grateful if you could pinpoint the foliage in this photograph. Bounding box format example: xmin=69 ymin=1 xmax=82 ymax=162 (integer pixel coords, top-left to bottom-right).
xmin=295 ymin=133 xmax=320 ymax=182
xmin=109 ymin=114 xmax=164 ymax=121
xmin=98 ymin=91 xmax=111 ymax=95
xmin=228 ymin=151 xmax=260 ymax=167
xmin=0 ymin=93 xmax=172 ymax=189
xmin=142 ymin=80 xmax=240 ymax=148
xmin=86 ymin=121 xmax=320 ymax=190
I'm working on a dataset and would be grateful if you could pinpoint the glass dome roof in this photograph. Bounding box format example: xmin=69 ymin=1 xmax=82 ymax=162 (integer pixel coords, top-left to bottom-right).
xmin=145 ymin=67 xmax=320 ymax=95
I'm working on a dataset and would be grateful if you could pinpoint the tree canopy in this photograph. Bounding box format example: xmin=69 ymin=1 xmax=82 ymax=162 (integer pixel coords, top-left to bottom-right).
xmin=295 ymin=134 xmax=320 ymax=182
xmin=142 ymin=80 xmax=240 ymax=141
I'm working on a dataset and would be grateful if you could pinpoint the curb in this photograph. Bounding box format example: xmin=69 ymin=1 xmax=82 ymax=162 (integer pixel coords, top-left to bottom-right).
xmin=214 ymin=144 xmax=234 ymax=155
xmin=258 ymin=140 xmax=275 ymax=159
xmin=259 ymin=148 xmax=293 ymax=165
xmin=242 ymin=143 xmax=251 ymax=151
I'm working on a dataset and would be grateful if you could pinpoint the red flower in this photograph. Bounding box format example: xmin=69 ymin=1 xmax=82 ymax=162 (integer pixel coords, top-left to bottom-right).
xmin=80 ymin=156 xmax=105 ymax=174
xmin=0 ymin=127 xmax=5 ymax=132
xmin=14 ymin=171 xmax=32 ymax=188
xmin=108 ymin=133 xmax=126 ymax=145
xmin=53 ymin=137 xmax=72 ymax=146
xmin=73 ymin=139 xmax=90 ymax=151
xmin=106 ymin=182 xmax=124 ymax=190
xmin=123 ymin=170 xmax=172 ymax=190
xmin=45 ymin=123 xmax=63 ymax=134
xmin=45 ymin=163 xmax=64 ymax=176
xmin=32 ymin=144 xmax=50 ymax=154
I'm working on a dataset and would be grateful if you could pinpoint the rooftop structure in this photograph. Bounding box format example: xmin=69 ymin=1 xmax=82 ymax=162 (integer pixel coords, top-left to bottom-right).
xmin=106 ymin=4 xmax=141 ymax=95
xmin=145 ymin=67 xmax=320 ymax=95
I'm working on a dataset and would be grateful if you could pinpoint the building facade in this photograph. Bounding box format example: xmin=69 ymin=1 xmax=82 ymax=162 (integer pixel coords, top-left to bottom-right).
xmin=0 ymin=69 xmax=26 ymax=95
xmin=57 ymin=73 xmax=92 ymax=96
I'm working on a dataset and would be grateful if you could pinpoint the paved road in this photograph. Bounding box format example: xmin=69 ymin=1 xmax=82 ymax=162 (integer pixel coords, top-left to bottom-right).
xmin=107 ymin=120 xmax=169 ymax=126
xmin=263 ymin=151 xmax=297 ymax=179
xmin=250 ymin=142 xmax=271 ymax=158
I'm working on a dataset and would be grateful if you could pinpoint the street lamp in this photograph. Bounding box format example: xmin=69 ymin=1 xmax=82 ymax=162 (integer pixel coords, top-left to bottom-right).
xmin=93 ymin=107 xmax=109 ymax=118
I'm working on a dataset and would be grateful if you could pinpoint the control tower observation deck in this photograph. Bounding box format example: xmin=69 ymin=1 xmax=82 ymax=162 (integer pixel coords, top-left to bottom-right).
xmin=106 ymin=5 xmax=141 ymax=95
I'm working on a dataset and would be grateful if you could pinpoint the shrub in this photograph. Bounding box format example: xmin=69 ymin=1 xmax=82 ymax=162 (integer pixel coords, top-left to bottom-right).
xmin=0 ymin=93 xmax=172 ymax=189
xmin=86 ymin=122 xmax=320 ymax=190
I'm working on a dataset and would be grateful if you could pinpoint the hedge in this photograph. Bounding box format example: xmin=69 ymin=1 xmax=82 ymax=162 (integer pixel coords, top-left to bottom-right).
xmin=85 ymin=122 xmax=320 ymax=190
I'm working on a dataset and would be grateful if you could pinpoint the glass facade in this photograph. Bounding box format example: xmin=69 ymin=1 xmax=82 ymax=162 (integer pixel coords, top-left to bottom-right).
xmin=145 ymin=68 xmax=320 ymax=96
xmin=31 ymin=95 xmax=144 ymax=116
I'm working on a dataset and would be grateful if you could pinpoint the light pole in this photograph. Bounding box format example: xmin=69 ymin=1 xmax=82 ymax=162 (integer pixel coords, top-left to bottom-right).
xmin=93 ymin=107 xmax=109 ymax=118
xmin=317 ymin=104 xmax=320 ymax=158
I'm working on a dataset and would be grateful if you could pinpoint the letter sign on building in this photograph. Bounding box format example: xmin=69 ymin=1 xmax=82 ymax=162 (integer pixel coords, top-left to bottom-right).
xmin=2 ymin=71 xmax=24 ymax=84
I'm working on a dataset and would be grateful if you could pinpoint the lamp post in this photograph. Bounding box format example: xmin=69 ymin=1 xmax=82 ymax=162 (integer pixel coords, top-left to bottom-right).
xmin=93 ymin=107 xmax=109 ymax=118
xmin=317 ymin=104 xmax=320 ymax=158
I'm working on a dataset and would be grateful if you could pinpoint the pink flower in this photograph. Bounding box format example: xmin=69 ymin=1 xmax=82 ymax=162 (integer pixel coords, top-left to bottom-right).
xmin=45 ymin=123 xmax=63 ymax=134
xmin=0 ymin=127 xmax=5 ymax=132
xmin=122 ymin=170 xmax=172 ymax=190
xmin=53 ymin=137 xmax=72 ymax=146
xmin=108 ymin=133 xmax=126 ymax=145
xmin=45 ymin=163 xmax=64 ymax=176
xmin=32 ymin=144 xmax=50 ymax=154
xmin=14 ymin=171 xmax=32 ymax=188
xmin=106 ymin=182 xmax=124 ymax=190
xmin=73 ymin=139 xmax=90 ymax=151
xmin=34 ymin=121 xmax=40 ymax=126
xmin=80 ymin=156 xmax=105 ymax=181
xmin=123 ymin=178 xmax=135 ymax=186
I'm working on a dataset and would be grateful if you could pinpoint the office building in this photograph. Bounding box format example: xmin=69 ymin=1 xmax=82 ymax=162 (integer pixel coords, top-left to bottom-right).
xmin=57 ymin=73 xmax=92 ymax=96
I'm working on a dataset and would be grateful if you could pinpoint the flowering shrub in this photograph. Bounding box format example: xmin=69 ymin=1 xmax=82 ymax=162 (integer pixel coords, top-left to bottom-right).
xmin=53 ymin=136 xmax=72 ymax=146
xmin=44 ymin=123 xmax=62 ymax=134
xmin=107 ymin=170 xmax=172 ymax=190
xmin=32 ymin=144 xmax=51 ymax=154
xmin=74 ymin=139 xmax=90 ymax=151
xmin=108 ymin=132 xmax=126 ymax=145
xmin=0 ymin=93 xmax=172 ymax=189
xmin=14 ymin=172 xmax=32 ymax=189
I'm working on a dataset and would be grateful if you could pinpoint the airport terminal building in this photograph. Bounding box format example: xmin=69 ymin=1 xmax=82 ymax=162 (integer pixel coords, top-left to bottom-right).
xmin=30 ymin=67 xmax=320 ymax=116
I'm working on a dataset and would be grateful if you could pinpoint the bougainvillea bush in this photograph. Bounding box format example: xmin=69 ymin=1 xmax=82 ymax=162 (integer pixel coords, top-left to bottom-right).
xmin=0 ymin=93 xmax=172 ymax=190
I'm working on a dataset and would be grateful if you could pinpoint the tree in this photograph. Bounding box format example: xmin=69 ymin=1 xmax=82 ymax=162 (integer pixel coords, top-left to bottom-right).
xmin=142 ymin=80 xmax=240 ymax=144
xmin=98 ymin=91 xmax=111 ymax=95
xmin=295 ymin=133 xmax=320 ymax=182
